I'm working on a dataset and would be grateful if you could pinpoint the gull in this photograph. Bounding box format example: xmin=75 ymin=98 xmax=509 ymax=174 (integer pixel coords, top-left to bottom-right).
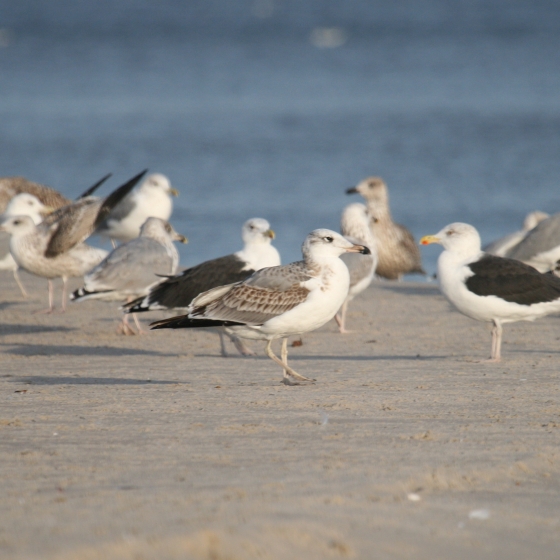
xmin=505 ymin=213 xmax=560 ymax=272
xmin=0 ymin=193 xmax=53 ymax=296
xmin=150 ymin=229 xmax=370 ymax=384
xmin=484 ymin=210 xmax=549 ymax=257
xmin=0 ymin=170 xmax=146 ymax=313
xmin=336 ymin=203 xmax=378 ymax=333
xmin=0 ymin=174 xmax=112 ymax=297
xmin=96 ymin=173 xmax=179 ymax=244
xmin=346 ymin=176 xmax=424 ymax=279
xmin=421 ymin=222 xmax=560 ymax=362
xmin=71 ymin=218 xmax=187 ymax=334
xmin=0 ymin=176 xmax=70 ymax=212
xmin=124 ymin=217 xmax=280 ymax=355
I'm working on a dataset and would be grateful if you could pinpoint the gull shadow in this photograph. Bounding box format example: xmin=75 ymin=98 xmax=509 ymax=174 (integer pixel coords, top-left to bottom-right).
xmin=193 ymin=353 xmax=446 ymax=361
xmin=3 ymin=344 xmax=179 ymax=357
xmin=10 ymin=376 xmax=186 ymax=385
xmin=378 ymin=284 xmax=440 ymax=296
xmin=0 ymin=301 xmax=22 ymax=311
xmin=0 ymin=324 xmax=75 ymax=335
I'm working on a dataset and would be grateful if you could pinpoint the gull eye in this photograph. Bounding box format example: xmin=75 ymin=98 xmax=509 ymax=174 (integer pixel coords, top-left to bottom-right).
xmin=324 ymin=236 xmax=334 ymax=243
xmin=13 ymin=219 xmax=21 ymax=225
xmin=447 ymin=229 xmax=456 ymax=236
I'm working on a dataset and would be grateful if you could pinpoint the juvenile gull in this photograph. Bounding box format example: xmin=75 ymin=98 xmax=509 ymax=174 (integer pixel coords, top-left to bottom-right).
xmin=484 ymin=210 xmax=549 ymax=257
xmin=151 ymin=229 xmax=370 ymax=384
xmin=346 ymin=176 xmax=424 ymax=280
xmin=421 ymin=222 xmax=560 ymax=362
xmin=0 ymin=170 xmax=146 ymax=312
xmin=0 ymin=176 xmax=70 ymax=212
xmin=71 ymin=218 xmax=187 ymax=334
xmin=96 ymin=173 xmax=179 ymax=243
xmin=505 ymin=213 xmax=560 ymax=272
xmin=0 ymin=193 xmax=54 ymax=297
xmin=125 ymin=217 xmax=280 ymax=355
xmin=336 ymin=203 xmax=378 ymax=333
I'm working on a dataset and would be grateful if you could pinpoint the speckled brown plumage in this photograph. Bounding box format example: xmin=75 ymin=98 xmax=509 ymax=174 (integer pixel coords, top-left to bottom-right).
xmin=347 ymin=176 xmax=424 ymax=280
xmin=0 ymin=177 xmax=70 ymax=213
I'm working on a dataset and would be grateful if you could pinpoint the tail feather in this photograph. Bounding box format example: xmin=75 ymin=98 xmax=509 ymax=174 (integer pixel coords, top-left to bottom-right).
xmin=150 ymin=315 xmax=243 ymax=330
xmin=71 ymin=287 xmax=113 ymax=302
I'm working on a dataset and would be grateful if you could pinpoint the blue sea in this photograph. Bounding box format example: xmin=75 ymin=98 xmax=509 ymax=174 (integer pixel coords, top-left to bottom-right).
xmin=1 ymin=0 xmax=560 ymax=275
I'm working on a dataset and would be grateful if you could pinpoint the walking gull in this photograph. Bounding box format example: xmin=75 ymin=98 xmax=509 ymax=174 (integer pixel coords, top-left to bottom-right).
xmin=337 ymin=202 xmax=378 ymax=333
xmin=150 ymin=229 xmax=370 ymax=384
xmin=71 ymin=218 xmax=187 ymax=334
xmin=421 ymin=222 xmax=560 ymax=362
xmin=124 ymin=217 xmax=280 ymax=354
xmin=346 ymin=176 xmax=424 ymax=280
xmin=0 ymin=170 xmax=146 ymax=312
xmin=96 ymin=173 xmax=179 ymax=243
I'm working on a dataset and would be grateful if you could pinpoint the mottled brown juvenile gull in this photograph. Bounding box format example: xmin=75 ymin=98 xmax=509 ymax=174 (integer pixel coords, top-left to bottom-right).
xmin=0 ymin=176 xmax=70 ymax=213
xmin=484 ymin=210 xmax=549 ymax=257
xmin=0 ymin=170 xmax=147 ymax=312
xmin=71 ymin=218 xmax=187 ymax=334
xmin=125 ymin=217 xmax=280 ymax=355
xmin=0 ymin=193 xmax=54 ymax=297
xmin=346 ymin=176 xmax=424 ymax=280
xmin=336 ymin=203 xmax=378 ymax=333
xmin=421 ymin=222 xmax=560 ymax=362
xmin=96 ymin=173 xmax=179 ymax=243
xmin=151 ymin=229 xmax=370 ymax=384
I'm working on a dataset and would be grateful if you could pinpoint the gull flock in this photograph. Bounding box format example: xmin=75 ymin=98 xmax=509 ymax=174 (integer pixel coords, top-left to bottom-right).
xmin=1 ymin=171 xmax=560 ymax=384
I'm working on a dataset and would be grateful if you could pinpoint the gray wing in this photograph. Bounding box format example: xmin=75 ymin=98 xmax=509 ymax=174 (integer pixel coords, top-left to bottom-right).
xmin=191 ymin=261 xmax=312 ymax=325
xmin=507 ymin=214 xmax=560 ymax=261
xmin=483 ymin=230 xmax=524 ymax=256
xmin=85 ymin=237 xmax=173 ymax=292
xmin=97 ymin=194 xmax=137 ymax=231
xmin=341 ymin=252 xmax=375 ymax=287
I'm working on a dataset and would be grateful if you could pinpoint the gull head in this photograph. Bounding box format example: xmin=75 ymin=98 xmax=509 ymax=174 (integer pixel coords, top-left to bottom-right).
xmin=346 ymin=176 xmax=388 ymax=205
xmin=140 ymin=217 xmax=188 ymax=244
xmin=420 ymin=222 xmax=481 ymax=256
xmin=140 ymin=173 xmax=179 ymax=197
xmin=4 ymin=193 xmax=53 ymax=223
xmin=303 ymin=229 xmax=371 ymax=261
xmin=0 ymin=215 xmax=37 ymax=236
xmin=242 ymin=217 xmax=275 ymax=245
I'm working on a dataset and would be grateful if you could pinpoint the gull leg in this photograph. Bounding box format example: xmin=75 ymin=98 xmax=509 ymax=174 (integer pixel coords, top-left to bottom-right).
xmin=111 ymin=239 xmax=118 ymax=249
xmin=218 ymin=330 xmax=229 ymax=357
xmin=13 ymin=268 xmax=28 ymax=298
xmin=131 ymin=312 xmax=146 ymax=334
xmin=60 ymin=277 xmax=68 ymax=313
xmin=229 ymin=333 xmax=256 ymax=356
xmin=34 ymin=279 xmax=55 ymax=314
xmin=265 ymin=339 xmax=314 ymax=385
xmin=486 ymin=320 xmax=503 ymax=362
xmin=335 ymin=300 xmax=352 ymax=334
xmin=117 ymin=313 xmax=137 ymax=335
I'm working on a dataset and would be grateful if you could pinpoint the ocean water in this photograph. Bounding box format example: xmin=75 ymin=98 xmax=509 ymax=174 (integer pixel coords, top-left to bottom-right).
xmin=1 ymin=0 xmax=560 ymax=275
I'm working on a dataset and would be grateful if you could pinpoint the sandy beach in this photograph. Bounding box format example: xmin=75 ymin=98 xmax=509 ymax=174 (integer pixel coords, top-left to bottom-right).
xmin=1 ymin=270 xmax=559 ymax=559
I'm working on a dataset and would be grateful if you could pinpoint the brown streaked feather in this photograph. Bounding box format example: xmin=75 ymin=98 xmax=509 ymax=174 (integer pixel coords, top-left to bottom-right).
xmin=0 ymin=176 xmax=70 ymax=212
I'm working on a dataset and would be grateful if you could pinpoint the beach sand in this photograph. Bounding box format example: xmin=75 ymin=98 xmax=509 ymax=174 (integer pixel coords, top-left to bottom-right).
xmin=1 ymin=270 xmax=559 ymax=559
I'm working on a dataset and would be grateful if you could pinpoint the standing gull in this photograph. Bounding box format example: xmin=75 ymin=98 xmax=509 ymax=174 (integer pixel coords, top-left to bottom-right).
xmin=505 ymin=213 xmax=560 ymax=272
xmin=71 ymin=218 xmax=187 ymax=334
xmin=346 ymin=176 xmax=424 ymax=279
xmin=124 ymin=217 xmax=280 ymax=355
xmin=0 ymin=176 xmax=70 ymax=213
xmin=421 ymin=222 xmax=560 ymax=362
xmin=150 ymin=229 xmax=370 ymax=384
xmin=0 ymin=193 xmax=53 ymax=296
xmin=0 ymin=170 xmax=146 ymax=313
xmin=484 ymin=210 xmax=549 ymax=257
xmin=336 ymin=202 xmax=378 ymax=333
xmin=96 ymin=173 xmax=178 ymax=244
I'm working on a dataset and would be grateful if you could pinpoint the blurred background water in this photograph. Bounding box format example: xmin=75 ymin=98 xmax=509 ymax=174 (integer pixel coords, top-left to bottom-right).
xmin=1 ymin=0 xmax=560 ymax=276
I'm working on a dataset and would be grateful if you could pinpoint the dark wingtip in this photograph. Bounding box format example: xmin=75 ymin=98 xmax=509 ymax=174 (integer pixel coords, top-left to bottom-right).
xmin=94 ymin=169 xmax=148 ymax=228
xmin=346 ymin=187 xmax=358 ymax=195
xmin=77 ymin=172 xmax=113 ymax=200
